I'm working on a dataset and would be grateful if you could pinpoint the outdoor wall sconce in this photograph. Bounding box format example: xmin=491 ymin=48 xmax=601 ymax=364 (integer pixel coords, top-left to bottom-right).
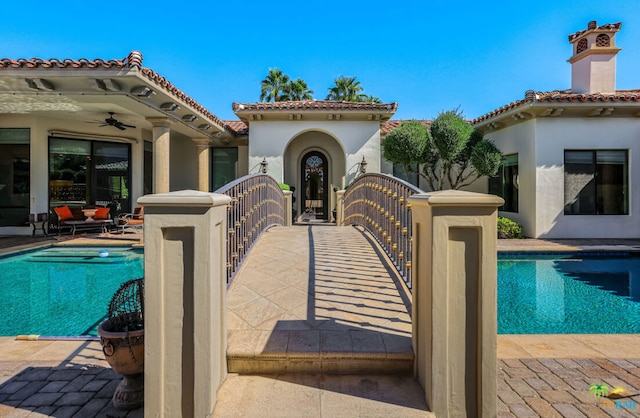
xmin=359 ymin=156 xmax=368 ymax=174
xmin=260 ymin=158 xmax=268 ymax=174
xmin=130 ymin=86 xmax=154 ymax=98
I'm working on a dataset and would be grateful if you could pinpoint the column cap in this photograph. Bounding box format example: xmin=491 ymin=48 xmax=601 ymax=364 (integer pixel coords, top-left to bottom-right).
xmin=409 ymin=190 xmax=504 ymax=208
xmin=138 ymin=190 xmax=231 ymax=207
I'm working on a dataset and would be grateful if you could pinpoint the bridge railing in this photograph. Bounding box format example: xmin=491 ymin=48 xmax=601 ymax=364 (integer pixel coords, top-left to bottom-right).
xmin=343 ymin=173 xmax=423 ymax=290
xmin=215 ymin=174 xmax=287 ymax=284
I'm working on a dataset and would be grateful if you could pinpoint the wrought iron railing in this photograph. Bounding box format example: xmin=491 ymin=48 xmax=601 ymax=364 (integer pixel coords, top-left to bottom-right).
xmin=343 ymin=173 xmax=423 ymax=290
xmin=215 ymin=174 xmax=286 ymax=284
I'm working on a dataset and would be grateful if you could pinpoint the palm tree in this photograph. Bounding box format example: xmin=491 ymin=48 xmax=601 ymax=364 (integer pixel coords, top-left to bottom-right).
xmin=360 ymin=95 xmax=381 ymax=103
xmin=260 ymin=68 xmax=290 ymax=102
xmin=284 ymin=78 xmax=314 ymax=101
xmin=326 ymin=76 xmax=364 ymax=101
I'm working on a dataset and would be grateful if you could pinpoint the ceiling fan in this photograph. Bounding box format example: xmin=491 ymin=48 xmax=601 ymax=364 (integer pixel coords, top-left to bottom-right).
xmin=99 ymin=112 xmax=136 ymax=130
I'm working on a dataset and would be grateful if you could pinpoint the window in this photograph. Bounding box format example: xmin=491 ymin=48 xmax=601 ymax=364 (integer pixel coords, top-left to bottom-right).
xmin=564 ymin=150 xmax=628 ymax=215
xmin=489 ymin=154 xmax=518 ymax=212
xmin=0 ymin=129 xmax=30 ymax=227
xmin=49 ymin=137 xmax=131 ymax=212
xmin=211 ymin=147 xmax=238 ymax=192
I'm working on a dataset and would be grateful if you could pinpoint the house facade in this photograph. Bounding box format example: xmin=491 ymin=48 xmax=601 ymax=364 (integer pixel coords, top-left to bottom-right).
xmin=1 ymin=20 xmax=638 ymax=238
xmin=474 ymin=21 xmax=640 ymax=238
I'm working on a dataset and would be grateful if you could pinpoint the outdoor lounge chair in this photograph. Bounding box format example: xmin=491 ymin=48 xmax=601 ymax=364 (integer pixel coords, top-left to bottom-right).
xmin=117 ymin=206 xmax=144 ymax=233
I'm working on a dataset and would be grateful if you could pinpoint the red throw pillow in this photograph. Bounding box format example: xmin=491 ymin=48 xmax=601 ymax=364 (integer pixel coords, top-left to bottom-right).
xmin=94 ymin=207 xmax=110 ymax=220
xmin=54 ymin=206 xmax=73 ymax=221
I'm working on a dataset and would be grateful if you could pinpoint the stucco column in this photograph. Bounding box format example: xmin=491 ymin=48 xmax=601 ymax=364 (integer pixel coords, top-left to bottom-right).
xmin=193 ymin=138 xmax=211 ymax=192
xmin=409 ymin=190 xmax=503 ymax=418
xmin=335 ymin=190 xmax=345 ymax=225
xmin=283 ymin=190 xmax=292 ymax=226
xmin=148 ymin=118 xmax=171 ymax=194
xmin=139 ymin=190 xmax=231 ymax=418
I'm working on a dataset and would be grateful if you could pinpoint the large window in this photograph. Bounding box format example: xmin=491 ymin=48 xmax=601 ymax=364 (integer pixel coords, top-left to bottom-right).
xmin=0 ymin=129 xmax=30 ymax=227
xmin=489 ymin=154 xmax=518 ymax=213
xmin=564 ymin=150 xmax=628 ymax=215
xmin=211 ymin=147 xmax=238 ymax=191
xmin=49 ymin=137 xmax=131 ymax=213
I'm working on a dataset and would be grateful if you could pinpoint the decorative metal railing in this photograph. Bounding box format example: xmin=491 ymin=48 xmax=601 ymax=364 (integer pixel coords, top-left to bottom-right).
xmin=343 ymin=173 xmax=423 ymax=290
xmin=215 ymin=174 xmax=286 ymax=284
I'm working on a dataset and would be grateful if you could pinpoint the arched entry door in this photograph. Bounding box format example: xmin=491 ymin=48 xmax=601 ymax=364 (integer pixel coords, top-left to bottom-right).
xmin=301 ymin=151 xmax=328 ymax=220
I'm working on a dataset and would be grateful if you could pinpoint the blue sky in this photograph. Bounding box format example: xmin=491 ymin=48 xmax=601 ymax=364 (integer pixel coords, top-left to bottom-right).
xmin=3 ymin=1 xmax=639 ymax=122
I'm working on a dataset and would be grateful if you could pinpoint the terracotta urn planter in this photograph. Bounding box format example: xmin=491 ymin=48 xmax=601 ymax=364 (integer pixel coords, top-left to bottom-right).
xmin=98 ymin=278 xmax=145 ymax=411
xmin=98 ymin=317 xmax=144 ymax=410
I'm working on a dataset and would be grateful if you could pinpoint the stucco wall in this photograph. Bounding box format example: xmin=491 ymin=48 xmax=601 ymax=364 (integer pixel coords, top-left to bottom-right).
xmin=169 ymin=133 xmax=198 ymax=191
xmin=483 ymin=120 xmax=537 ymax=237
xmin=534 ymin=117 xmax=639 ymax=238
xmin=247 ymin=120 xmax=381 ymax=183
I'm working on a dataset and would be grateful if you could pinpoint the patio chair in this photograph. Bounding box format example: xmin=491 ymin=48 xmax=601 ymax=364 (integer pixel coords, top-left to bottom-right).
xmin=117 ymin=206 xmax=144 ymax=234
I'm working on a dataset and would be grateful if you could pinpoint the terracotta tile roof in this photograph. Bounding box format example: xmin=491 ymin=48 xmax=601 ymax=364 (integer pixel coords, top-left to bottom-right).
xmin=0 ymin=51 xmax=237 ymax=135
xmin=233 ymin=100 xmax=397 ymax=112
xmin=381 ymin=120 xmax=431 ymax=135
xmin=472 ymin=89 xmax=640 ymax=124
xmin=223 ymin=120 xmax=248 ymax=135
xmin=568 ymin=21 xmax=622 ymax=42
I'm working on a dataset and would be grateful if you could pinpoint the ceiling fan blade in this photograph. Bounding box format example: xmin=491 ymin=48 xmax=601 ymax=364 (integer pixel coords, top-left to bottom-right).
xmin=121 ymin=123 xmax=136 ymax=129
xmin=115 ymin=125 xmax=126 ymax=131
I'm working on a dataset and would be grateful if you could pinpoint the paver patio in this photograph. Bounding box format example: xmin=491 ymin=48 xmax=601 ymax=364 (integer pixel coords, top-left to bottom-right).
xmin=0 ymin=232 xmax=639 ymax=416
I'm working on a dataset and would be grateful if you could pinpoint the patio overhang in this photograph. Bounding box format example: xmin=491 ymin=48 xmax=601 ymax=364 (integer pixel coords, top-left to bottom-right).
xmin=0 ymin=51 xmax=235 ymax=144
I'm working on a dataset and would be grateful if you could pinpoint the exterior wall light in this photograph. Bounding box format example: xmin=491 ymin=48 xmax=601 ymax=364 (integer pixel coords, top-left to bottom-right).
xmin=359 ymin=156 xmax=368 ymax=174
xmin=260 ymin=158 xmax=268 ymax=174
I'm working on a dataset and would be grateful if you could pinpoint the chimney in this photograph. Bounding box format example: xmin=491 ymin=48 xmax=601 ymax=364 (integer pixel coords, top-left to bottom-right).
xmin=567 ymin=21 xmax=622 ymax=93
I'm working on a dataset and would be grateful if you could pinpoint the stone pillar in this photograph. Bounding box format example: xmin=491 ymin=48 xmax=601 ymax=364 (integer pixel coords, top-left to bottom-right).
xmin=193 ymin=138 xmax=211 ymax=192
xmin=139 ymin=190 xmax=231 ymax=418
xmin=335 ymin=190 xmax=345 ymax=226
xmin=283 ymin=190 xmax=293 ymax=226
xmin=148 ymin=118 xmax=171 ymax=193
xmin=409 ymin=190 xmax=503 ymax=418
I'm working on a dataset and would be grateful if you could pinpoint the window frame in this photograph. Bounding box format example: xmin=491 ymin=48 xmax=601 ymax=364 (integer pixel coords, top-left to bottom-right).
xmin=563 ymin=149 xmax=628 ymax=216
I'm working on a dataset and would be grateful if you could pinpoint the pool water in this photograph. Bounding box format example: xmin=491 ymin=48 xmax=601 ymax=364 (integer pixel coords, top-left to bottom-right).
xmin=0 ymin=247 xmax=143 ymax=337
xmin=499 ymin=253 xmax=640 ymax=334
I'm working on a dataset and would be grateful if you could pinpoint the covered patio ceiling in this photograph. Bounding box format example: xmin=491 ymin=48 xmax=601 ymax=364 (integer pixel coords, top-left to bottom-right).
xmin=0 ymin=51 xmax=236 ymax=144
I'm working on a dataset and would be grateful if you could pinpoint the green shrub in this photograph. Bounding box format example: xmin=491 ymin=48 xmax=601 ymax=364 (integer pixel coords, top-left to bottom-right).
xmin=279 ymin=183 xmax=290 ymax=191
xmin=497 ymin=216 xmax=523 ymax=239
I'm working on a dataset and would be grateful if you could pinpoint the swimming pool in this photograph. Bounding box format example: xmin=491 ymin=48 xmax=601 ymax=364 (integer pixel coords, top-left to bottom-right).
xmin=499 ymin=252 xmax=640 ymax=334
xmin=0 ymin=247 xmax=143 ymax=337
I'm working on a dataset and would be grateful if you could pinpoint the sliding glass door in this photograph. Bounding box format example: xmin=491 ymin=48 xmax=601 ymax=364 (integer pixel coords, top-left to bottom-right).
xmin=49 ymin=137 xmax=131 ymax=213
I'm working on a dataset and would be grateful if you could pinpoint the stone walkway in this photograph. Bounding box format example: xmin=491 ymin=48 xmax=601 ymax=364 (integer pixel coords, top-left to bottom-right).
xmin=0 ymin=339 xmax=142 ymax=417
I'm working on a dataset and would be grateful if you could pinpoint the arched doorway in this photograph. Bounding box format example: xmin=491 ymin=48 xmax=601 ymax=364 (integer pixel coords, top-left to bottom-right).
xmin=301 ymin=151 xmax=329 ymax=220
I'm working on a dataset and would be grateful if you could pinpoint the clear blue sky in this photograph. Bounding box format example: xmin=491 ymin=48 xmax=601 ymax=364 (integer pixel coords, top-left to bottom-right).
xmin=3 ymin=1 xmax=639 ymax=122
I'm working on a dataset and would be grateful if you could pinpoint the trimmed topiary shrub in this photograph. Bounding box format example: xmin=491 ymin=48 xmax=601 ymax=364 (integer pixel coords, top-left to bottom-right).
xmin=497 ymin=216 xmax=523 ymax=239
xmin=279 ymin=183 xmax=290 ymax=191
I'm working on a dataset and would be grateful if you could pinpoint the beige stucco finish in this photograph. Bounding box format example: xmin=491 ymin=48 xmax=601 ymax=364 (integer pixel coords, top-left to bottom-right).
xmin=140 ymin=190 xmax=230 ymax=417
xmin=410 ymin=190 xmax=502 ymax=417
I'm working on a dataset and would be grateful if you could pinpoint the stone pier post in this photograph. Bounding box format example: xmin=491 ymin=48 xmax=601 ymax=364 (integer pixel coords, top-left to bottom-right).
xmin=409 ymin=190 xmax=503 ymax=418
xmin=283 ymin=190 xmax=293 ymax=226
xmin=139 ymin=190 xmax=231 ymax=418
xmin=335 ymin=190 xmax=345 ymax=225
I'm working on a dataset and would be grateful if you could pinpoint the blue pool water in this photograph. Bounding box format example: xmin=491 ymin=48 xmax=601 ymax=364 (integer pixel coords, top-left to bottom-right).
xmin=499 ymin=253 xmax=640 ymax=334
xmin=0 ymin=247 xmax=143 ymax=337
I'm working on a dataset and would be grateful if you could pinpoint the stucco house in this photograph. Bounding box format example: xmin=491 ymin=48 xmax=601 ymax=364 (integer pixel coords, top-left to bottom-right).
xmin=0 ymin=20 xmax=638 ymax=239
xmin=474 ymin=21 xmax=640 ymax=238
xmin=0 ymin=51 xmax=398 ymax=235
